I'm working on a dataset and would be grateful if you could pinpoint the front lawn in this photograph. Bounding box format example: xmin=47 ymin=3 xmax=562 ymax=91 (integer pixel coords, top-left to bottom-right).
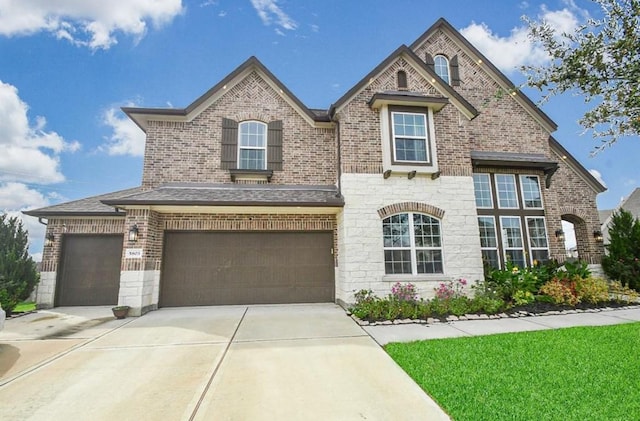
xmin=11 ymin=301 xmax=36 ymax=313
xmin=386 ymin=323 xmax=640 ymax=421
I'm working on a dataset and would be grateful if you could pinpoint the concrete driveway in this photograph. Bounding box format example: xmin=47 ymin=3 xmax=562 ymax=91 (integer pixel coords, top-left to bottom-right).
xmin=0 ymin=304 xmax=449 ymax=421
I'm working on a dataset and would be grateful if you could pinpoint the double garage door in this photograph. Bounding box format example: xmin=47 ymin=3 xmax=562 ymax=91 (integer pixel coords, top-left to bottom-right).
xmin=160 ymin=232 xmax=335 ymax=306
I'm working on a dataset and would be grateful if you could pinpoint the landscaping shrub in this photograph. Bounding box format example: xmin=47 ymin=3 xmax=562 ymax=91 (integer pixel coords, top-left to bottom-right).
xmin=539 ymin=278 xmax=580 ymax=306
xmin=609 ymin=280 xmax=640 ymax=304
xmin=556 ymin=260 xmax=591 ymax=280
xmin=485 ymin=262 xmax=540 ymax=302
xmin=575 ymin=277 xmax=609 ymax=304
xmin=602 ymin=209 xmax=640 ymax=291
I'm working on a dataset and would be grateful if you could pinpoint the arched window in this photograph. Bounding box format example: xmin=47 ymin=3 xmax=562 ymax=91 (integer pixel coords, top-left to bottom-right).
xmin=397 ymin=70 xmax=408 ymax=90
xmin=238 ymin=121 xmax=267 ymax=169
xmin=434 ymin=55 xmax=450 ymax=84
xmin=382 ymin=213 xmax=443 ymax=274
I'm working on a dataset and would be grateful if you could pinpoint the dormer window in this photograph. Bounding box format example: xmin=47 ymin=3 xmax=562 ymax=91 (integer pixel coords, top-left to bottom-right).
xmin=433 ymin=55 xmax=450 ymax=84
xmin=238 ymin=121 xmax=267 ymax=170
xmin=397 ymin=70 xmax=408 ymax=90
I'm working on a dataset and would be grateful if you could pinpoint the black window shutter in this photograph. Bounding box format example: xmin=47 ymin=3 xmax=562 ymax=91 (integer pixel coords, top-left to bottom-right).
xmin=450 ymin=55 xmax=461 ymax=86
xmin=267 ymin=120 xmax=283 ymax=171
xmin=425 ymin=53 xmax=435 ymax=72
xmin=221 ymin=118 xmax=238 ymax=169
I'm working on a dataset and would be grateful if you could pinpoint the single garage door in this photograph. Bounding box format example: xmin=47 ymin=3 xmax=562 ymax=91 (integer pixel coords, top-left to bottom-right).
xmin=56 ymin=234 xmax=123 ymax=306
xmin=160 ymin=231 xmax=334 ymax=306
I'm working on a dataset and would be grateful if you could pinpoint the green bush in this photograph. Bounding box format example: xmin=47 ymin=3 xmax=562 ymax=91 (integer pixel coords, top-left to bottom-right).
xmin=609 ymin=281 xmax=640 ymax=304
xmin=575 ymin=277 xmax=609 ymax=304
xmin=602 ymin=209 xmax=640 ymax=291
xmin=0 ymin=214 xmax=39 ymax=315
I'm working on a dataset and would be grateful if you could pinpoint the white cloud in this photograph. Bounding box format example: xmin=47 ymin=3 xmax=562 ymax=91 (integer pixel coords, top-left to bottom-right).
xmin=0 ymin=0 xmax=184 ymax=50
xmin=0 ymin=182 xmax=53 ymax=258
xmin=250 ymin=0 xmax=297 ymax=31
xmin=0 ymin=80 xmax=79 ymax=185
xmin=589 ymin=169 xmax=607 ymax=188
xmin=310 ymin=24 xmax=319 ymax=33
xmin=101 ymin=106 xmax=146 ymax=157
xmin=459 ymin=3 xmax=583 ymax=73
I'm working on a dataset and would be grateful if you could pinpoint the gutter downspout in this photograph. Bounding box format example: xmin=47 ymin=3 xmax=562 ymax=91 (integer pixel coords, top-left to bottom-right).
xmin=335 ymin=119 xmax=342 ymax=198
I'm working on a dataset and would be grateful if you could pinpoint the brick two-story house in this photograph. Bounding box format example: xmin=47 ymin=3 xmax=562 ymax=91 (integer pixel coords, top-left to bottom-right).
xmin=25 ymin=18 xmax=606 ymax=315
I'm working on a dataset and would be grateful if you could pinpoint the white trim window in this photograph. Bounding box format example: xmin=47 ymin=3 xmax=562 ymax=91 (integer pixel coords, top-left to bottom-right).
xmin=383 ymin=213 xmax=443 ymax=275
xmin=500 ymin=216 xmax=526 ymax=268
xmin=496 ymin=174 xmax=519 ymax=209
xmin=478 ymin=216 xmax=500 ymax=269
xmin=473 ymin=173 xmax=493 ymax=208
xmin=238 ymin=121 xmax=267 ymax=170
xmin=526 ymin=217 xmax=550 ymax=264
xmin=520 ymin=175 xmax=543 ymax=209
xmin=391 ymin=112 xmax=429 ymax=164
xmin=433 ymin=55 xmax=450 ymax=84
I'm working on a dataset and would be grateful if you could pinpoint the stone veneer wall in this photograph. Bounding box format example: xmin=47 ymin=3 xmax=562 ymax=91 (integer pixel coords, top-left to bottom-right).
xmin=337 ymin=173 xmax=484 ymax=303
xmin=141 ymin=71 xmax=337 ymax=189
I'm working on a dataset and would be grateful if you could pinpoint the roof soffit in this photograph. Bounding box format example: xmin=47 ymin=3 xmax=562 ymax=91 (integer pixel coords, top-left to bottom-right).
xmin=330 ymin=45 xmax=478 ymax=120
xmin=409 ymin=18 xmax=558 ymax=133
xmin=123 ymin=57 xmax=332 ymax=132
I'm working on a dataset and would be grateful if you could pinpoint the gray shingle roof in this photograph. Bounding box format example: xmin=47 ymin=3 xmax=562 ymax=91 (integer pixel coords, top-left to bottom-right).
xmin=23 ymin=187 xmax=142 ymax=217
xmin=101 ymin=183 xmax=344 ymax=207
xmin=470 ymin=151 xmax=557 ymax=166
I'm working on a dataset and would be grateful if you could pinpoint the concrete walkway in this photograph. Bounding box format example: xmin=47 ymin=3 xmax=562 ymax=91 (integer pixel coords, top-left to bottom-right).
xmin=0 ymin=304 xmax=449 ymax=421
xmin=364 ymin=307 xmax=640 ymax=345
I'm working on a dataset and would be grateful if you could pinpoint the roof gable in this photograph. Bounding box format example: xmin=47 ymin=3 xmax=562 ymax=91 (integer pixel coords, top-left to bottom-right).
xmin=410 ymin=17 xmax=557 ymax=133
xmin=549 ymin=136 xmax=606 ymax=193
xmin=330 ymin=45 xmax=478 ymax=120
xmin=123 ymin=56 xmax=331 ymax=132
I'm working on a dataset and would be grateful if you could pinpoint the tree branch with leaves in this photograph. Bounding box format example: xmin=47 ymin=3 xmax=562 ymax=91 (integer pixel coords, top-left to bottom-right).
xmin=523 ymin=0 xmax=640 ymax=153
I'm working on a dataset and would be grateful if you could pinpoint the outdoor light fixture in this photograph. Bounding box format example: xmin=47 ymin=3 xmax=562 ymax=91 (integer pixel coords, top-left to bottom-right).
xmin=128 ymin=224 xmax=139 ymax=242
xmin=555 ymin=229 xmax=565 ymax=241
xmin=45 ymin=233 xmax=55 ymax=247
xmin=593 ymin=230 xmax=604 ymax=243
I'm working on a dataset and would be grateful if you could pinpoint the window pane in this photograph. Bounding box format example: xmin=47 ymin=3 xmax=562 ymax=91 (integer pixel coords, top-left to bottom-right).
xmin=527 ymin=218 xmax=548 ymax=248
xmin=501 ymin=217 xmax=523 ymax=248
xmin=416 ymin=250 xmax=443 ymax=274
xmin=496 ymin=174 xmax=518 ymax=208
xmin=239 ymin=149 xmax=265 ymax=170
xmin=478 ymin=216 xmax=497 ymax=248
xmin=473 ymin=174 xmax=493 ymax=208
xmin=482 ymin=250 xmax=500 ymax=270
xmin=395 ymin=138 xmax=427 ymax=162
xmin=414 ymin=214 xmax=440 ymax=247
xmin=434 ymin=55 xmax=450 ymax=84
xmin=383 ymin=214 xmax=410 ymax=247
xmin=384 ymin=250 xmax=412 ymax=274
xmin=532 ymin=250 xmax=549 ymax=264
xmin=521 ymin=175 xmax=542 ymax=208
xmin=505 ymin=249 xmax=526 ymax=268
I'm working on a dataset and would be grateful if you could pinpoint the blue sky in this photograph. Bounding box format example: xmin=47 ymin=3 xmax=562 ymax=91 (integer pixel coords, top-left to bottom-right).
xmin=0 ymin=0 xmax=637 ymax=258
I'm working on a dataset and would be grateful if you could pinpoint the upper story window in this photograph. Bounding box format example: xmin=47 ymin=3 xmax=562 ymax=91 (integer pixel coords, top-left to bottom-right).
xmin=520 ymin=175 xmax=543 ymax=209
xmin=496 ymin=174 xmax=519 ymax=209
xmin=383 ymin=212 xmax=443 ymax=275
xmin=391 ymin=111 xmax=429 ymax=164
xmin=473 ymin=173 xmax=493 ymax=208
xmin=434 ymin=55 xmax=450 ymax=84
xmin=238 ymin=121 xmax=267 ymax=170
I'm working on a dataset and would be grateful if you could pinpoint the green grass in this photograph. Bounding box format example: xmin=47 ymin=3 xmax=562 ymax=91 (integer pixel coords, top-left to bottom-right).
xmin=386 ymin=323 xmax=640 ymax=421
xmin=12 ymin=301 xmax=36 ymax=313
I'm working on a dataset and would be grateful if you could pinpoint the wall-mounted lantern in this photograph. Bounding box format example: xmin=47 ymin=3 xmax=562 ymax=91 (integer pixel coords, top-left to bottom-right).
xmin=555 ymin=229 xmax=565 ymax=242
xmin=45 ymin=233 xmax=55 ymax=247
xmin=128 ymin=224 xmax=140 ymax=242
xmin=593 ymin=230 xmax=604 ymax=243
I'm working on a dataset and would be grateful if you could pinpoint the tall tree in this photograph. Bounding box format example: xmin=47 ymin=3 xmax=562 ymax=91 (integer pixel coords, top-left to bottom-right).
xmin=601 ymin=209 xmax=640 ymax=290
xmin=0 ymin=214 xmax=39 ymax=315
xmin=523 ymin=0 xmax=640 ymax=152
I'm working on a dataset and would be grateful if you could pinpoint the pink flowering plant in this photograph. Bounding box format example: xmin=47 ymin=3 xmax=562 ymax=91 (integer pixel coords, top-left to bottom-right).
xmin=434 ymin=278 xmax=467 ymax=300
xmin=390 ymin=282 xmax=418 ymax=303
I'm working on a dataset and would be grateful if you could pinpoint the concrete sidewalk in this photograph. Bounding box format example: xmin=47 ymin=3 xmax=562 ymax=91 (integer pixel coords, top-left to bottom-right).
xmin=364 ymin=307 xmax=640 ymax=345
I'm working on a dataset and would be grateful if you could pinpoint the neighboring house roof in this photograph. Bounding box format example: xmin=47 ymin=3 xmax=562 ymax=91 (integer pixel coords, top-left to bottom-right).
xmin=549 ymin=136 xmax=607 ymax=193
xmin=123 ymin=56 xmax=332 ymax=132
xmin=599 ymin=209 xmax=613 ymax=225
xmin=22 ymin=187 xmax=142 ymax=217
xmin=101 ymin=183 xmax=344 ymax=208
xmin=409 ymin=17 xmax=557 ymax=133
xmin=600 ymin=188 xmax=640 ymax=244
xmin=329 ymin=44 xmax=479 ymax=120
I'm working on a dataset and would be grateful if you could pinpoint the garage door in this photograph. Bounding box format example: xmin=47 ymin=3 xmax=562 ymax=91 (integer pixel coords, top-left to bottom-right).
xmin=56 ymin=234 xmax=123 ymax=306
xmin=160 ymin=232 xmax=334 ymax=306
